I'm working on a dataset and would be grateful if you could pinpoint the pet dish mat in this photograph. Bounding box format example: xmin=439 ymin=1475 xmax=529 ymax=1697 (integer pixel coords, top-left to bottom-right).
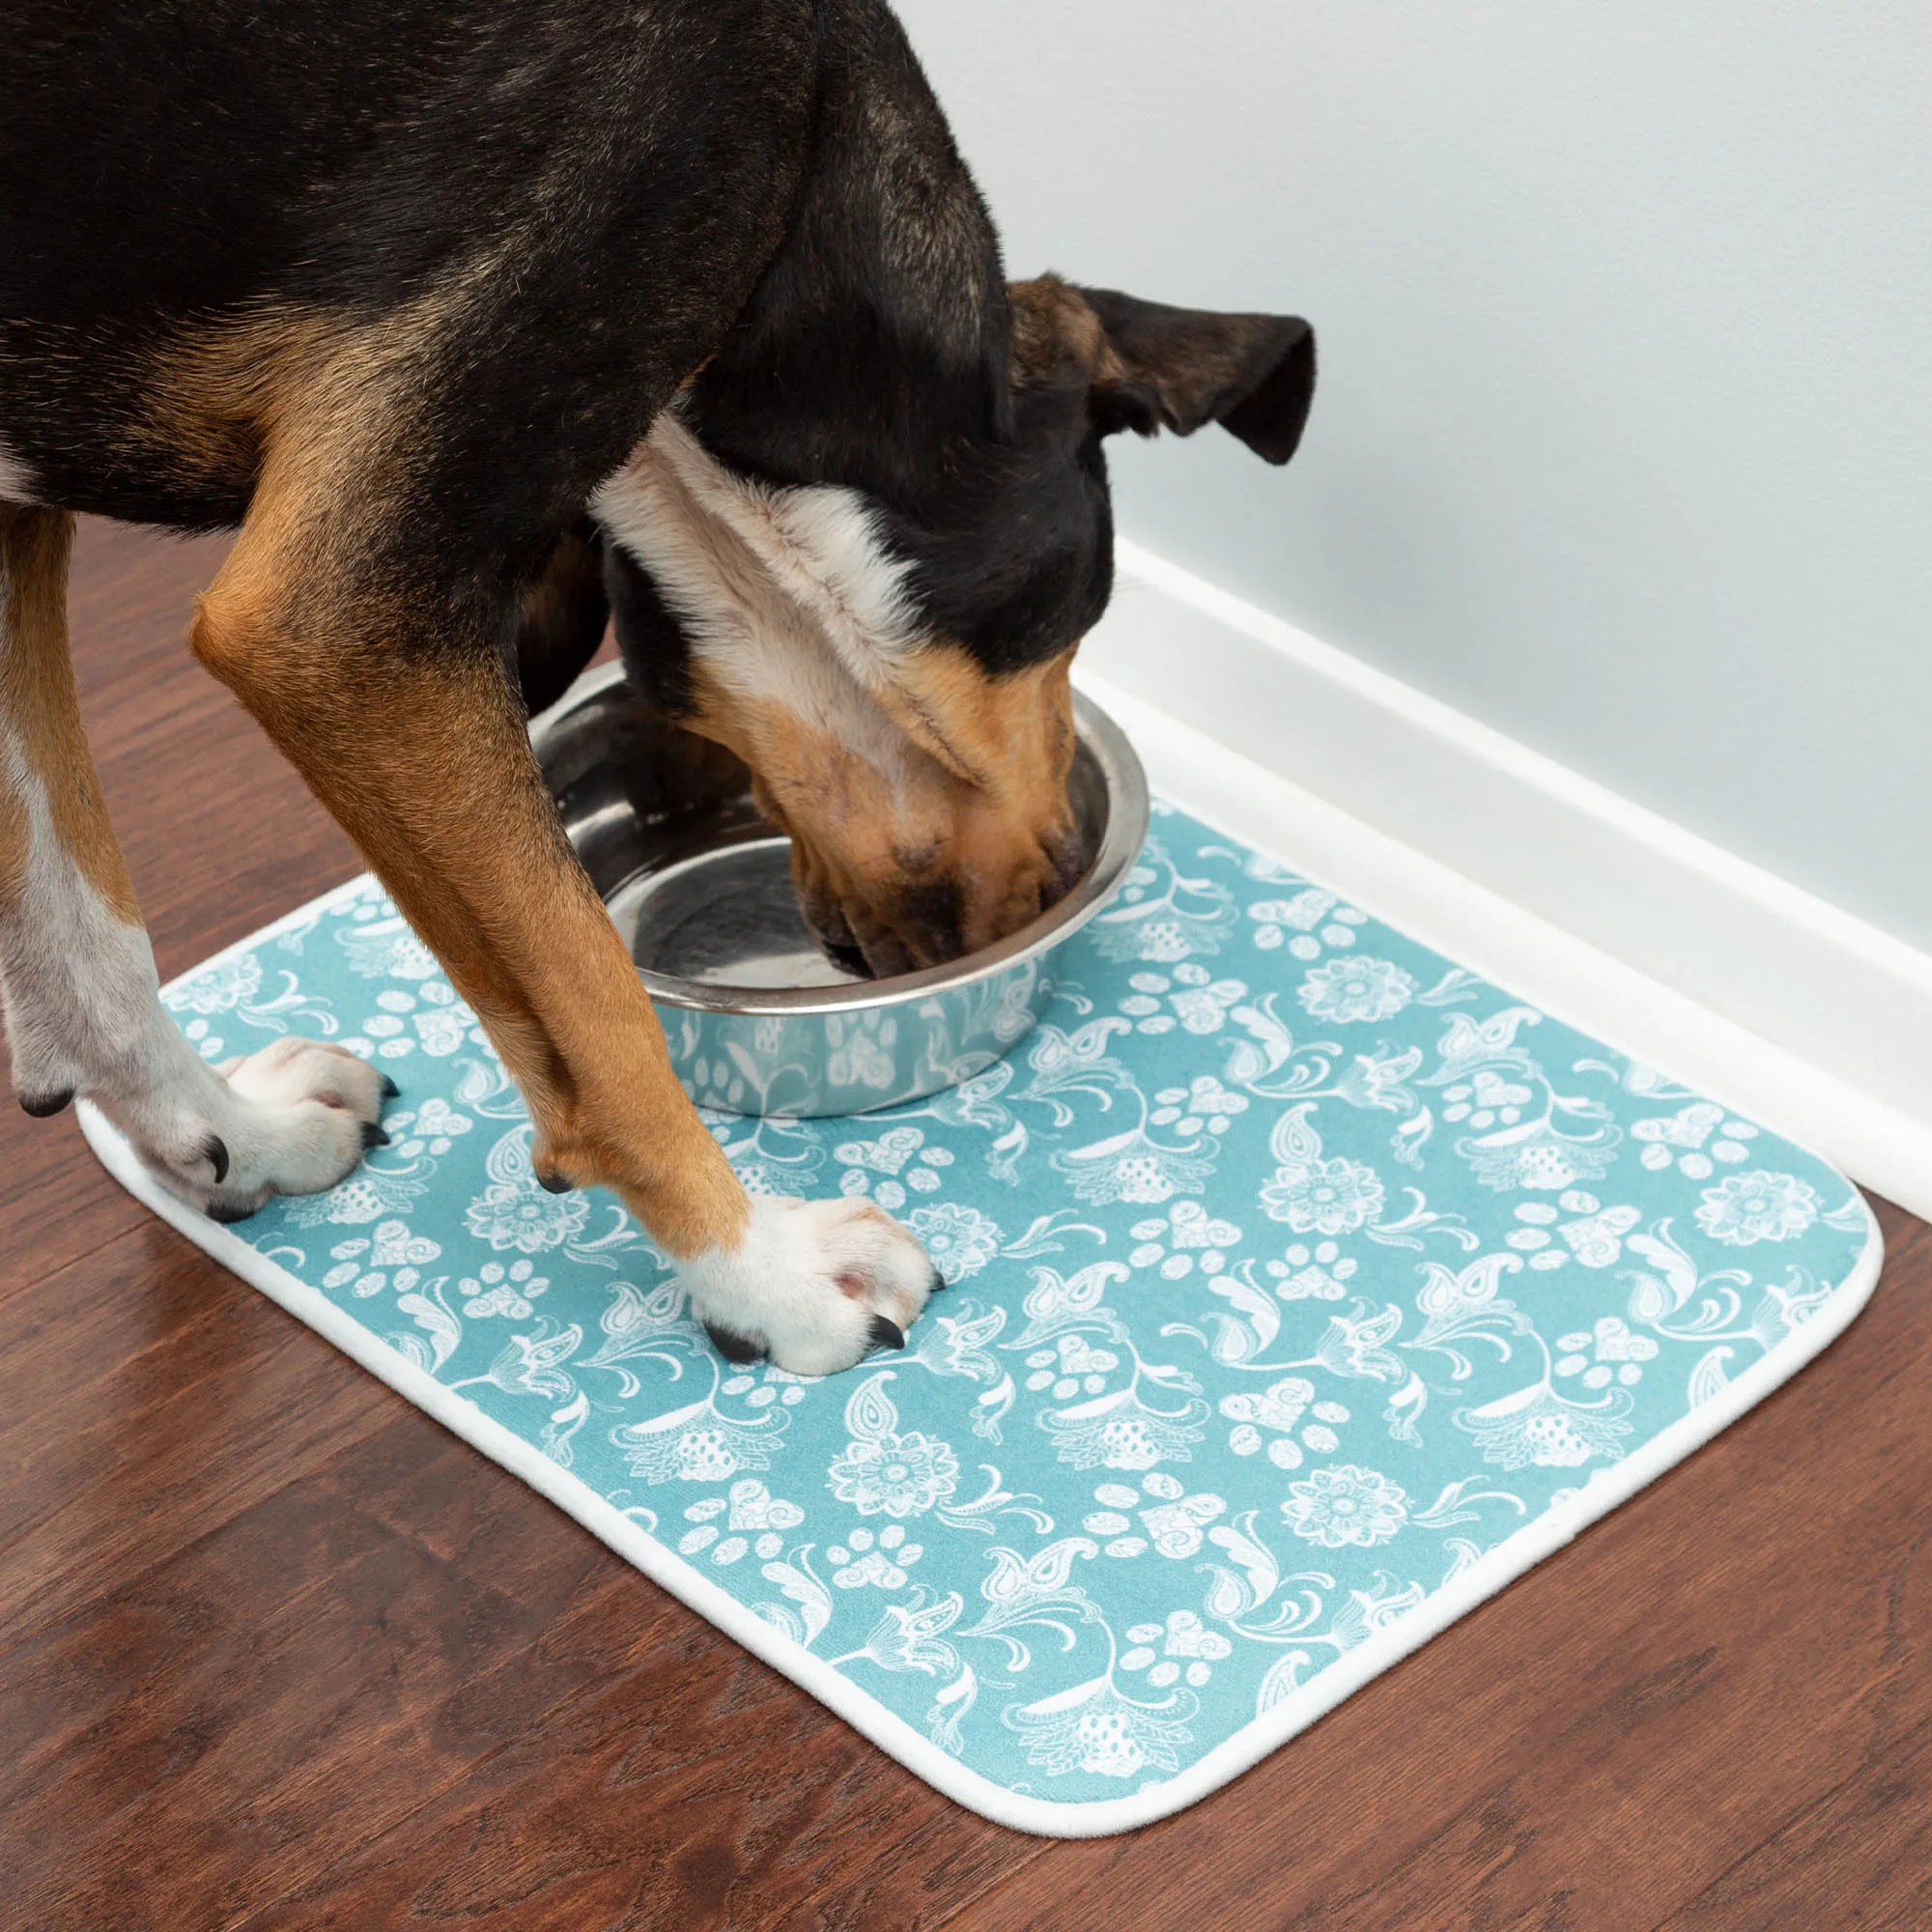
xmin=82 ymin=799 xmax=1880 ymax=1836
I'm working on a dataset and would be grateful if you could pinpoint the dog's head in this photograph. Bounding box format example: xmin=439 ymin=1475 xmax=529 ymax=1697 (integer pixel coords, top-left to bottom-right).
xmin=592 ymin=277 xmax=1312 ymax=976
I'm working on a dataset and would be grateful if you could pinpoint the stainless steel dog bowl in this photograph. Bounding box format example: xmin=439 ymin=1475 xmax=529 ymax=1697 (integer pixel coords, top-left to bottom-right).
xmin=530 ymin=661 xmax=1149 ymax=1117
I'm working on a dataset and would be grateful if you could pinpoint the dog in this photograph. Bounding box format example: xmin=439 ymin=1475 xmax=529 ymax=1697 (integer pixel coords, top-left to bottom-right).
xmin=0 ymin=0 xmax=1314 ymax=1373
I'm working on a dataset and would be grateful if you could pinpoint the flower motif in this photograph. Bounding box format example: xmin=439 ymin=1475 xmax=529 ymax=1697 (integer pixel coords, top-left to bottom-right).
xmin=1261 ymin=1155 xmax=1385 ymax=1236
xmin=1004 ymin=1675 xmax=1196 ymax=1779
xmin=465 ymin=1167 xmax=589 ymax=1254
xmin=829 ymin=1429 xmax=960 ymax=1518
xmin=1042 ymin=1386 xmax=1210 ymax=1472
xmin=841 ymin=1587 xmax=964 ymax=1676
xmin=1461 ymin=1123 xmax=1621 ymax=1193
xmin=169 ymin=952 xmax=263 ymax=1015
xmin=906 ymin=1202 xmax=1002 ymax=1283
xmin=1053 ymin=1127 xmax=1215 ymax=1207
xmin=1455 ymin=1382 xmax=1633 ymax=1471
xmin=1694 ymin=1170 xmax=1820 ymax=1246
xmin=611 ymin=1400 xmax=786 ymax=1484
xmin=1283 ymin=1464 xmax=1409 ymax=1548
xmin=1296 ymin=955 xmax=1416 ymax=1025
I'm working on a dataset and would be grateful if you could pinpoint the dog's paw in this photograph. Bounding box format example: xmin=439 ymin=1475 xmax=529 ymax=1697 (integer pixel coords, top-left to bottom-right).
xmin=678 ymin=1195 xmax=942 ymax=1377
xmin=140 ymin=1037 xmax=396 ymax=1221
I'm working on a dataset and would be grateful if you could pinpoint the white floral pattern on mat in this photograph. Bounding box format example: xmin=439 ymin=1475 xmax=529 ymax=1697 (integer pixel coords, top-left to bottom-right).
xmin=158 ymin=804 xmax=1871 ymax=1806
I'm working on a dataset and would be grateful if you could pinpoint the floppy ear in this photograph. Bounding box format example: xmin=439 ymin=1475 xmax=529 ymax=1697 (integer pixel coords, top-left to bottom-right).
xmin=1009 ymin=276 xmax=1315 ymax=465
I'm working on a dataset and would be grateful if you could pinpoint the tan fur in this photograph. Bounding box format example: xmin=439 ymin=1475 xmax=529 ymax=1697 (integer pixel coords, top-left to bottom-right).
xmin=1009 ymin=274 xmax=1127 ymax=387
xmin=0 ymin=507 xmax=141 ymax=923
xmin=190 ymin=440 xmax=751 ymax=1259
xmin=683 ymin=642 xmax=1076 ymax=966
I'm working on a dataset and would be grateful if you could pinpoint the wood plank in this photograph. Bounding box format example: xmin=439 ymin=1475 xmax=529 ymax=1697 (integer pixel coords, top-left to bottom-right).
xmin=0 ymin=1227 xmax=397 ymax=1649
xmin=0 ymin=1418 xmax=609 ymax=1929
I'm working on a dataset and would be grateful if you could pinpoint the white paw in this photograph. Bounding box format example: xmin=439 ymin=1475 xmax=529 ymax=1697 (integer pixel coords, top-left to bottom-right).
xmin=678 ymin=1195 xmax=943 ymax=1377
xmin=142 ymin=1037 xmax=396 ymax=1221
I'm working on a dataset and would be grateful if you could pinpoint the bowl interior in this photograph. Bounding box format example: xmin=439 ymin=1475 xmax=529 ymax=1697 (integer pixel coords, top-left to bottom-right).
xmin=534 ymin=668 xmax=1116 ymax=1001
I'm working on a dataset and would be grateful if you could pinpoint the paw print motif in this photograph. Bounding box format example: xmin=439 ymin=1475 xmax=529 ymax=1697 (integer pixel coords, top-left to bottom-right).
xmin=1025 ymin=1334 xmax=1122 ymax=1399
xmin=1634 ymin=1104 xmax=1759 ymax=1180
xmin=1220 ymin=1379 xmax=1351 ymax=1468
xmin=1121 ymin=1610 xmax=1234 ymax=1688
xmin=1151 ymin=1075 xmax=1249 ymax=1137
xmin=1507 ymin=1192 xmax=1638 ymax=1270
xmin=1084 ymin=1472 xmax=1227 ymax=1559
xmin=1440 ymin=1070 xmax=1533 ymax=1128
xmin=1249 ymin=890 xmax=1368 ymax=961
xmin=835 ymin=1128 xmax=952 ymax=1209
xmin=1118 ymin=966 xmax=1248 ymax=1036
xmin=323 ymin=1220 xmax=441 ymax=1297
xmin=1264 ymin=1240 xmax=1358 ymax=1300
xmin=459 ymin=1258 xmax=549 ymax=1319
xmin=827 ymin=1524 xmax=923 ymax=1589
xmin=390 ymin=1094 xmax=470 ymax=1157
xmin=1556 ymin=1317 xmax=1659 ymax=1389
xmin=1127 ymin=1201 xmax=1242 ymax=1280
xmin=179 ymin=1014 xmax=225 ymax=1061
xmin=678 ymin=1478 xmax=806 ymax=1563
xmin=723 ymin=1365 xmax=812 ymax=1408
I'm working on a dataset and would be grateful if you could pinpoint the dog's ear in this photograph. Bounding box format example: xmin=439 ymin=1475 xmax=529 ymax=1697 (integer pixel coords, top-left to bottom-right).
xmin=1009 ymin=275 xmax=1315 ymax=465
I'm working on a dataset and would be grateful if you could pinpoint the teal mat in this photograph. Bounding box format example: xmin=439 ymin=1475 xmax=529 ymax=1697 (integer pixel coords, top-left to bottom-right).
xmin=83 ymin=799 xmax=1879 ymax=1835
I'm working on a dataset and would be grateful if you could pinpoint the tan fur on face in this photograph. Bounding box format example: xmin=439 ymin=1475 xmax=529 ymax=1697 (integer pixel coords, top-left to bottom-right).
xmin=594 ymin=420 xmax=1081 ymax=972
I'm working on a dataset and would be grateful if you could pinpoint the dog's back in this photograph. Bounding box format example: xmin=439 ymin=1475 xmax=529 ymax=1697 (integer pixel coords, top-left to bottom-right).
xmin=0 ymin=0 xmax=823 ymax=532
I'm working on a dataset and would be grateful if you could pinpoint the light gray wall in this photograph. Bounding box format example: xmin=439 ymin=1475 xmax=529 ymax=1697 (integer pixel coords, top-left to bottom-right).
xmin=893 ymin=2 xmax=1932 ymax=949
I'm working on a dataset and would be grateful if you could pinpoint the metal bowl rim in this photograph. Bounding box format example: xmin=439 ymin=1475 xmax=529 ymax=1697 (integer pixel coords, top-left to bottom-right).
xmin=532 ymin=662 xmax=1151 ymax=1019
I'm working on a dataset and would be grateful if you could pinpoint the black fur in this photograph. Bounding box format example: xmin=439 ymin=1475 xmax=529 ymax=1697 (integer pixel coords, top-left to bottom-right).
xmin=2 ymin=0 xmax=1314 ymax=710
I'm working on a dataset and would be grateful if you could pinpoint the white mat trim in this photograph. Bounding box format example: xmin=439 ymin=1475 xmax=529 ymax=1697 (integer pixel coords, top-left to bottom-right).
xmin=77 ymin=855 xmax=1884 ymax=1837
xmin=1091 ymin=541 xmax=1932 ymax=1221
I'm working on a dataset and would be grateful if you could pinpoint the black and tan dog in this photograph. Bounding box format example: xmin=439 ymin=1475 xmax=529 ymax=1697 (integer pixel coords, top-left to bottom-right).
xmin=0 ymin=0 xmax=1314 ymax=1372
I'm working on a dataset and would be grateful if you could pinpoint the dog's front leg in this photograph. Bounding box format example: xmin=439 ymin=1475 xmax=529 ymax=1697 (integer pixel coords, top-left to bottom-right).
xmin=191 ymin=503 xmax=933 ymax=1375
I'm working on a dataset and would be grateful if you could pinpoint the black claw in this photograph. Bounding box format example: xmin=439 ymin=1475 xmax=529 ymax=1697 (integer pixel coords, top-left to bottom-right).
xmin=927 ymin=1264 xmax=948 ymax=1296
xmin=19 ymin=1087 xmax=73 ymax=1119
xmin=535 ymin=1168 xmax=572 ymax=1195
xmin=867 ymin=1315 xmax=907 ymax=1353
xmin=207 ymin=1199 xmax=256 ymax=1225
xmin=704 ymin=1321 xmax=766 ymax=1364
xmin=360 ymin=1121 xmax=390 ymax=1149
xmin=203 ymin=1133 xmax=230 ymax=1183
xmin=378 ymin=1072 xmax=400 ymax=1099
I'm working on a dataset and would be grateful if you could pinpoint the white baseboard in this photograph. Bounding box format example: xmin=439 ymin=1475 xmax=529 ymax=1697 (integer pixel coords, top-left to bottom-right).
xmin=1079 ymin=539 xmax=1932 ymax=1224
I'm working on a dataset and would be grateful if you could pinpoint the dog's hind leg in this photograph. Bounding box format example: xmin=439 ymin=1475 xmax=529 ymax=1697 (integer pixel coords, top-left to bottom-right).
xmin=0 ymin=504 xmax=391 ymax=1214
xmin=190 ymin=473 xmax=934 ymax=1376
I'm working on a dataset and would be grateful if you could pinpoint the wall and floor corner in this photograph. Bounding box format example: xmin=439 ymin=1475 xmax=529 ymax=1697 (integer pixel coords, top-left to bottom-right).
xmin=893 ymin=0 xmax=1932 ymax=1219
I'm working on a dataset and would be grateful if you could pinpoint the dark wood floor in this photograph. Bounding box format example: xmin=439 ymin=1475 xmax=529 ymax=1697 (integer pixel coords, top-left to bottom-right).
xmin=3 ymin=519 xmax=1929 ymax=1930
